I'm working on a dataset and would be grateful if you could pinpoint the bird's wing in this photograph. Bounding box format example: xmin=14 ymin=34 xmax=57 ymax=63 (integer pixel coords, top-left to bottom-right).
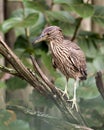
xmin=68 ymin=43 xmax=87 ymax=77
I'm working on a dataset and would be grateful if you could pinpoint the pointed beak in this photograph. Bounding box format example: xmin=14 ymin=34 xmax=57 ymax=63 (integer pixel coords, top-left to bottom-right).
xmin=32 ymin=34 xmax=47 ymax=45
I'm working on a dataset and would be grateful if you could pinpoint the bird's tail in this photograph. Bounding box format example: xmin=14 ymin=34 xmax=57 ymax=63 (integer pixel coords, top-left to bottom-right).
xmin=80 ymin=70 xmax=87 ymax=80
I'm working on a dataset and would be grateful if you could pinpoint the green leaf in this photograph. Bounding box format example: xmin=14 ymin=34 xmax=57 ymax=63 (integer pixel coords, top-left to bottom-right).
xmin=73 ymin=4 xmax=94 ymax=18
xmin=17 ymin=13 xmax=39 ymax=28
xmin=1 ymin=8 xmax=43 ymax=35
xmin=78 ymin=37 xmax=97 ymax=59
xmin=23 ymin=1 xmax=47 ymax=12
xmin=11 ymin=8 xmax=37 ymax=18
xmin=92 ymin=5 xmax=104 ymax=26
xmin=54 ymin=0 xmax=83 ymax=5
xmin=6 ymin=77 xmax=27 ymax=90
xmin=54 ymin=0 xmax=94 ymax=18
xmin=12 ymin=9 xmax=45 ymax=36
xmin=46 ymin=11 xmax=75 ymax=23
xmin=1 ymin=17 xmax=22 ymax=33
xmin=29 ymin=12 xmax=45 ymax=36
xmin=78 ymin=31 xmax=101 ymax=58
xmin=11 ymin=9 xmax=24 ymax=18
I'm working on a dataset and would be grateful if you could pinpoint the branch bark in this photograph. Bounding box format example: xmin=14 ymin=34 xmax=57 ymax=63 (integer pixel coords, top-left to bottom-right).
xmin=0 ymin=36 xmax=93 ymax=129
xmin=95 ymin=71 xmax=104 ymax=100
xmin=0 ymin=65 xmax=22 ymax=78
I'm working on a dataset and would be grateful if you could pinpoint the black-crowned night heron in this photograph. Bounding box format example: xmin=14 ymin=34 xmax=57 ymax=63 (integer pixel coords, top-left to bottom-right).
xmin=33 ymin=26 xmax=87 ymax=111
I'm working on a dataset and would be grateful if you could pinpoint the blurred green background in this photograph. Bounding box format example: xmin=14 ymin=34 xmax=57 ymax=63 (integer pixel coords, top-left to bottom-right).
xmin=0 ymin=0 xmax=104 ymax=130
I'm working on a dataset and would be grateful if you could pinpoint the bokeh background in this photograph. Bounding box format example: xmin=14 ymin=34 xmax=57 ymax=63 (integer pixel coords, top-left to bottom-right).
xmin=0 ymin=0 xmax=104 ymax=130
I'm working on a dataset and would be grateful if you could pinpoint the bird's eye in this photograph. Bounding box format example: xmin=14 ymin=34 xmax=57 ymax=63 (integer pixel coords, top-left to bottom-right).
xmin=47 ymin=33 xmax=50 ymax=35
xmin=59 ymin=29 xmax=62 ymax=32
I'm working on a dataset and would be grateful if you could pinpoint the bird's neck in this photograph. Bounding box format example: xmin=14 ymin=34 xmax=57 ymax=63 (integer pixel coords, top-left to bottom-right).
xmin=50 ymin=35 xmax=64 ymax=44
xmin=49 ymin=33 xmax=64 ymax=43
xmin=50 ymin=38 xmax=62 ymax=48
xmin=49 ymin=38 xmax=64 ymax=56
xmin=49 ymin=34 xmax=64 ymax=54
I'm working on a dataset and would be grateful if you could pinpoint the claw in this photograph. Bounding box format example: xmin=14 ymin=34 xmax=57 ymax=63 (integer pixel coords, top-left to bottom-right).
xmin=62 ymin=79 xmax=69 ymax=99
xmin=68 ymin=98 xmax=78 ymax=112
xmin=62 ymin=90 xmax=69 ymax=99
xmin=67 ymin=78 xmax=79 ymax=112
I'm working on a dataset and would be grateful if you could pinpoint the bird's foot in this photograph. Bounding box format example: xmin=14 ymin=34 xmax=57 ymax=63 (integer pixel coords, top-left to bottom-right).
xmin=68 ymin=98 xmax=78 ymax=112
xmin=62 ymin=90 xmax=69 ymax=99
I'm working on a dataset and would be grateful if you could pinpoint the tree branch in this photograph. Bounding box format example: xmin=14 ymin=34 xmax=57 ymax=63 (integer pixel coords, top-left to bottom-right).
xmin=7 ymin=105 xmax=94 ymax=130
xmin=0 ymin=36 xmax=91 ymax=128
xmin=0 ymin=65 xmax=22 ymax=78
xmin=30 ymin=55 xmax=63 ymax=96
xmin=95 ymin=71 xmax=104 ymax=100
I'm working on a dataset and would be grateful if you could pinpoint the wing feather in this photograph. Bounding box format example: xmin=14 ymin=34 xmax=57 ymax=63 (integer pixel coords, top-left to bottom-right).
xmin=68 ymin=43 xmax=87 ymax=79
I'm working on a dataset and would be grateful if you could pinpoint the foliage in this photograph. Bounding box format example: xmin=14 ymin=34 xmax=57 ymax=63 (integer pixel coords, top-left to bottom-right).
xmin=6 ymin=77 xmax=27 ymax=90
xmin=0 ymin=110 xmax=30 ymax=130
xmin=0 ymin=81 xmax=6 ymax=88
xmin=0 ymin=0 xmax=104 ymax=130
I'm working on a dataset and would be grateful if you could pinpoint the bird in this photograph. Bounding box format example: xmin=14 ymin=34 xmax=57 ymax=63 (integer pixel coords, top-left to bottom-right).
xmin=33 ymin=26 xmax=87 ymax=111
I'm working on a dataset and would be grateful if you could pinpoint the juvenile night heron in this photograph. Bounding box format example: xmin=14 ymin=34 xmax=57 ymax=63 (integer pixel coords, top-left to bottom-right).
xmin=33 ymin=26 xmax=87 ymax=111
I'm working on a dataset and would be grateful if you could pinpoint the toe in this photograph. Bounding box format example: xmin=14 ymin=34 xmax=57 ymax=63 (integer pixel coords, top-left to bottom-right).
xmin=68 ymin=98 xmax=78 ymax=112
xmin=62 ymin=91 xmax=69 ymax=99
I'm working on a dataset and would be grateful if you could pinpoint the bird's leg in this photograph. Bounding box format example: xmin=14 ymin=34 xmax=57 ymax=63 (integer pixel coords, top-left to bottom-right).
xmin=62 ymin=78 xmax=69 ymax=99
xmin=68 ymin=78 xmax=79 ymax=112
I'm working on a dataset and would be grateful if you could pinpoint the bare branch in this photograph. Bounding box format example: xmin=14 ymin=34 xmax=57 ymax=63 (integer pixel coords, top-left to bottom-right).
xmin=95 ymin=71 xmax=104 ymax=100
xmin=0 ymin=65 xmax=22 ymax=78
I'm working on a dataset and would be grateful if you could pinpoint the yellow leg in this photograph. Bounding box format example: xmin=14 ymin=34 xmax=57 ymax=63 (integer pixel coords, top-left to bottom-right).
xmin=62 ymin=78 xmax=69 ymax=99
xmin=69 ymin=78 xmax=79 ymax=112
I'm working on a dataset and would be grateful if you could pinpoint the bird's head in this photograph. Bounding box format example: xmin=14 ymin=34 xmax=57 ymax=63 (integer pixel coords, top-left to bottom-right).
xmin=33 ymin=26 xmax=63 ymax=44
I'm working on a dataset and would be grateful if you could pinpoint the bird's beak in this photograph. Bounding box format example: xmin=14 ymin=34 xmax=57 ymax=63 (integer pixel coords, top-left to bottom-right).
xmin=32 ymin=34 xmax=47 ymax=44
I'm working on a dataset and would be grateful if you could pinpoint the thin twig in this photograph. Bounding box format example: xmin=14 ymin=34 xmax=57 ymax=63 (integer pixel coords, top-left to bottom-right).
xmin=71 ymin=17 xmax=83 ymax=41
xmin=72 ymin=0 xmax=91 ymax=44
xmin=0 ymin=65 xmax=22 ymax=78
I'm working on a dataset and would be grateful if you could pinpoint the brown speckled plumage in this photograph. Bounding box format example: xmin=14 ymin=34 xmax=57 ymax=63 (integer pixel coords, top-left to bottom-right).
xmin=39 ymin=26 xmax=87 ymax=80
xmin=34 ymin=26 xmax=87 ymax=111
